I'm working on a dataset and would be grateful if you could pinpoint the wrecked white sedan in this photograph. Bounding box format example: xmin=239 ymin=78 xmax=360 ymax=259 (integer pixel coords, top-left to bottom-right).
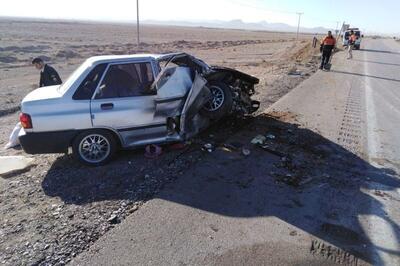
xmin=19 ymin=53 xmax=260 ymax=165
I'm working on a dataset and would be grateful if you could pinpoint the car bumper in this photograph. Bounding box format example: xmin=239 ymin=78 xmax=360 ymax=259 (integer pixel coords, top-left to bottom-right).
xmin=19 ymin=129 xmax=77 ymax=154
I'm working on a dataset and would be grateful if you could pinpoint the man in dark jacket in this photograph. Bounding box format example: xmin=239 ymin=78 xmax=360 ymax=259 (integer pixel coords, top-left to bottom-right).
xmin=32 ymin=58 xmax=62 ymax=87
xmin=319 ymin=31 xmax=336 ymax=70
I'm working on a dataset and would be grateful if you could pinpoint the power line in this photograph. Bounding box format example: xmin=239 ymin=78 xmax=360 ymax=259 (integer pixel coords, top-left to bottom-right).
xmin=230 ymin=0 xmax=342 ymax=30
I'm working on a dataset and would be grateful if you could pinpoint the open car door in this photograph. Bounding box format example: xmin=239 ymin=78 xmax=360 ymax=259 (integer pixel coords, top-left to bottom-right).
xmin=154 ymin=67 xmax=193 ymax=118
xmin=180 ymin=73 xmax=211 ymax=139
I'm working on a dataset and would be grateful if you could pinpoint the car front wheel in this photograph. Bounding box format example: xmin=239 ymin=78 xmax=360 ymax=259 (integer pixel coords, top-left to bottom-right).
xmin=201 ymin=82 xmax=233 ymax=120
xmin=72 ymin=129 xmax=117 ymax=166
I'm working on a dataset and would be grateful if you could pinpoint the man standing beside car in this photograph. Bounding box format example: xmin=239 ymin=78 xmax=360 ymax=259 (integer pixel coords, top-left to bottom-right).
xmin=320 ymin=31 xmax=336 ymax=70
xmin=347 ymin=30 xmax=357 ymax=59
xmin=5 ymin=58 xmax=63 ymax=149
xmin=32 ymin=57 xmax=62 ymax=87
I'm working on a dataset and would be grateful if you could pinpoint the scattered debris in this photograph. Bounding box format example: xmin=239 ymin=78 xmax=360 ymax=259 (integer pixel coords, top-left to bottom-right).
xmin=0 ymin=22 xmax=322 ymax=266
xmin=288 ymin=70 xmax=302 ymax=76
xmin=266 ymin=133 xmax=276 ymax=140
xmin=219 ymin=146 xmax=234 ymax=153
xmin=260 ymin=145 xmax=285 ymax=157
xmin=107 ymin=214 xmax=120 ymax=224
xmin=374 ymin=190 xmax=387 ymax=198
xmin=0 ymin=156 xmax=35 ymax=177
xmin=144 ymin=144 xmax=163 ymax=159
xmin=223 ymin=142 xmax=242 ymax=151
xmin=251 ymin=135 xmax=266 ymax=145
xmin=202 ymin=143 xmax=215 ymax=153
xmin=241 ymin=147 xmax=251 ymax=156
xmin=128 ymin=204 xmax=139 ymax=214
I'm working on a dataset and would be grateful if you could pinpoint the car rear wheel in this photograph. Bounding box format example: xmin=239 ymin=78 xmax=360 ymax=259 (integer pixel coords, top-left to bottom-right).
xmin=72 ymin=130 xmax=117 ymax=166
xmin=201 ymin=82 xmax=233 ymax=120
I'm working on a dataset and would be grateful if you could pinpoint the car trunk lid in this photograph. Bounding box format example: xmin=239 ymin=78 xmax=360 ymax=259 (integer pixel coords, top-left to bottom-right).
xmin=22 ymin=85 xmax=62 ymax=103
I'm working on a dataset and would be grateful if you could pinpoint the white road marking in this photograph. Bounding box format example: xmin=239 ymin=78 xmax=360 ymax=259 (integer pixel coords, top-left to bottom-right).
xmin=364 ymin=53 xmax=380 ymax=160
xmin=363 ymin=46 xmax=400 ymax=266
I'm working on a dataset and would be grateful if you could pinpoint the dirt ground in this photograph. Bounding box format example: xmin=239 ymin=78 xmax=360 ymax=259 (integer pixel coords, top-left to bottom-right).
xmin=0 ymin=18 xmax=320 ymax=265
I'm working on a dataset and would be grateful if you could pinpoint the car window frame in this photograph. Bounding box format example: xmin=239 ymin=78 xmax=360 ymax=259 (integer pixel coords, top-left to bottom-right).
xmin=72 ymin=63 xmax=108 ymax=100
xmin=91 ymin=59 xmax=158 ymax=100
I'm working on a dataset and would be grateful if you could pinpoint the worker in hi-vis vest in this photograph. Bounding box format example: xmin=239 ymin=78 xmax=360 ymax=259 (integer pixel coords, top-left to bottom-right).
xmin=320 ymin=31 xmax=336 ymax=70
xmin=347 ymin=30 xmax=357 ymax=59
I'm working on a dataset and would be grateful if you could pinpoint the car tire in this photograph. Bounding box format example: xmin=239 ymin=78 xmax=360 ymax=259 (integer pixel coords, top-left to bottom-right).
xmin=72 ymin=129 xmax=117 ymax=166
xmin=201 ymin=82 xmax=233 ymax=120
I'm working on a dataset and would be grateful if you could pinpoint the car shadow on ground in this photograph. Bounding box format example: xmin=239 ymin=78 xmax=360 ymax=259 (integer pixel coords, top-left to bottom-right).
xmin=42 ymin=114 xmax=400 ymax=265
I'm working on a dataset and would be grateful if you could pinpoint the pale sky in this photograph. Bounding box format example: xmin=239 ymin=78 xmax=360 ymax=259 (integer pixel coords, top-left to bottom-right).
xmin=0 ymin=0 xmax=398 ymax=34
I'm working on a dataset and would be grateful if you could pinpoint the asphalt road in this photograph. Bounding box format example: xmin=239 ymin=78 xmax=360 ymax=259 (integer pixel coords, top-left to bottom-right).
xmin=72 ymin=39 xmax=400 ymax=266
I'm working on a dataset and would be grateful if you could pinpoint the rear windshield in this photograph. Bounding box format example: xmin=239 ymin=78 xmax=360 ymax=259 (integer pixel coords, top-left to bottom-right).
xmin=345 ymin=31 xmax=361 ymax=38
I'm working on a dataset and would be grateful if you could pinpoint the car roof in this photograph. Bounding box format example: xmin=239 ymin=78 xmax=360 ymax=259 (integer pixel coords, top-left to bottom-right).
xmin=85 ymin=54 xmax=165 ymax=64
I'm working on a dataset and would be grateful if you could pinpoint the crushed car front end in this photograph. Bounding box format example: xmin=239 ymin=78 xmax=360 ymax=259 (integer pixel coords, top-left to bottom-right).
xmin=156 ymin=53 xmax=260 ymax=119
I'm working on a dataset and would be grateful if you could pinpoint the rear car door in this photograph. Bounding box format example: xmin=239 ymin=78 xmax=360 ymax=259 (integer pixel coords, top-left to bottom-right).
xmin=90 ymin=61 xmax=166 ymax=146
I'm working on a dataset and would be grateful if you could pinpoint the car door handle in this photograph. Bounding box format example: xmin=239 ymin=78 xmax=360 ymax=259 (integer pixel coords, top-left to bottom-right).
xmin=100 ymin=103 xmax=114 ymax=110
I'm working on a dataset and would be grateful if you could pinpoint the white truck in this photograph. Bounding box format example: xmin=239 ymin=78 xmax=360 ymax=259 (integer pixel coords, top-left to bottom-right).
xmin=343 ymin=28 xmax=362 ymax=50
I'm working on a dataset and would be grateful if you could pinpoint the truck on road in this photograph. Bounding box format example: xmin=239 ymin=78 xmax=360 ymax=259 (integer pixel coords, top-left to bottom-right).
xmin=343 ymin=28 xmax=362 ymax=50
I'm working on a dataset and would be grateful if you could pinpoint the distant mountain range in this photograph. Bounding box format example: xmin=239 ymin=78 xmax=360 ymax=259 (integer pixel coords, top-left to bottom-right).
xmin=143 ymin=19 xmax=333 ymax=34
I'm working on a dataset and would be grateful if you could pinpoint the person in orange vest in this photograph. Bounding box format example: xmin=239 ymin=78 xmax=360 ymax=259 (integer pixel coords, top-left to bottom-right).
xmin=320 ymin=31 xmax=336 ymax=70
xmin=347 ymin=30 xmax=357 ymax=59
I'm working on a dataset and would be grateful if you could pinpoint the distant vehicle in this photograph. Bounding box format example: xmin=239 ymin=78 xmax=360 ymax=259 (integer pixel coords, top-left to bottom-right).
xmin=18 ymin=53 xmax=260 ymax=165
xmin=343 ymin=28 xmax=362 ymax=50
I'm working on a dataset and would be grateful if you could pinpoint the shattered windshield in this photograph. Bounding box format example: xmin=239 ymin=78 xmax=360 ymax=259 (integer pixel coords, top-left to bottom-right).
xmin=157 ymin=53 xmax=211 ymax=73
xmin=151 ymin=53 xmax=210 ymax=91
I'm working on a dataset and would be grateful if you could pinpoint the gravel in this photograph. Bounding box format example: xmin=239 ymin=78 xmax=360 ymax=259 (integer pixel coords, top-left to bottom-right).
xmin=0 ymin=20 xmax=319 ymax=265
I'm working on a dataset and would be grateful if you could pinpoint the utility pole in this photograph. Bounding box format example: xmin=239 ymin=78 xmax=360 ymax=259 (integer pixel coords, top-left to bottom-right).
xmin=296 ymin=12 xmax=303 ymax=40
xmin=335 ymin=21 xmax=340 ymax=37
xmin=336 ymin=21 xmax=345 ymax=44
xmin=136 ymin=0 xmax=140 ymax=47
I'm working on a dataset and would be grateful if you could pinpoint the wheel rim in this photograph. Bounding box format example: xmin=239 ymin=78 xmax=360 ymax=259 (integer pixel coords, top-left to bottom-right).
xmin=78 ymin=134 xmax=111 ymax=164
xmin=204 ymin=85 xmax=225 ymax=111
